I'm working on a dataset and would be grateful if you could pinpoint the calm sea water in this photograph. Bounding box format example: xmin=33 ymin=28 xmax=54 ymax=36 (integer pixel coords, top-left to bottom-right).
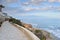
xmin=19 ymin=16 xmax=60 ymax=39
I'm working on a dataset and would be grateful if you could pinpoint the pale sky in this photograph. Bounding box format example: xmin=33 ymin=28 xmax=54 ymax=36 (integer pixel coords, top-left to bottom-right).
xmin=0 ymin=0 xmax=60 ymax=19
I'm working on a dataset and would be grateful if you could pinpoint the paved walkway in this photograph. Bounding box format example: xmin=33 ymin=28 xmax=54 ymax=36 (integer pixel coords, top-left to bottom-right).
xmin=0 ymin=21 xmax=31 ymax=40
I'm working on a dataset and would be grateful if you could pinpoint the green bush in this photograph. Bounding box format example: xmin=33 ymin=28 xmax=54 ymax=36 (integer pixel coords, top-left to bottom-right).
xmin=35 ymin=30 xmax=46 ymax=40
xmin=35 ymin=30 xmax=41 ymax=33
xmin=9 ymin=17 xmax=24 ymax=27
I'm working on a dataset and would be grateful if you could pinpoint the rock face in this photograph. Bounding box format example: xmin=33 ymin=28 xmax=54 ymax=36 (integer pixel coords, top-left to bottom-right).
xmin=22 ymin=22 xmax=32 ymax=29
xmin=24 ymin=24 xmax=32 ymax=28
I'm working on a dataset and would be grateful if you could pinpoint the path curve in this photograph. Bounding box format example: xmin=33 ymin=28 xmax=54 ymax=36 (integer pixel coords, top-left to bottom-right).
xmin=0 ymin=21 xmax=40 ymax=40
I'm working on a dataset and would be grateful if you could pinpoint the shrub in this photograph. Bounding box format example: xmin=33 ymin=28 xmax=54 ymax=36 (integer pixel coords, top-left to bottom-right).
xmin=9 ymin=17 xmax=24 ymax=27
xmin=34 ymin=30 xmax=46 ymax=40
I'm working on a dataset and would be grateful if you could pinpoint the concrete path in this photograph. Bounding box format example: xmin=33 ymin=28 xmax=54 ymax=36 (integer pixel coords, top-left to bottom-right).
xmin=0 ymin=21 xmax=40 ymax=40
xmin=0 ymin=21 xmax=31 ymax=40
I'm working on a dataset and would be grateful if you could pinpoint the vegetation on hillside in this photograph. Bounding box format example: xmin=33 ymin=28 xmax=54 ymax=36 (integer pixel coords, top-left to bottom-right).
xmin=9 ymin=17 xmax=24 ymax=27
xmin=34 ymin=30 xmax=46 ymax=40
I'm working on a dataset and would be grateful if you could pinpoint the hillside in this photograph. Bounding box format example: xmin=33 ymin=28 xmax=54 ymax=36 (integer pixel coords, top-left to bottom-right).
xmin=9 ymin=17 xmax=56 ymax=40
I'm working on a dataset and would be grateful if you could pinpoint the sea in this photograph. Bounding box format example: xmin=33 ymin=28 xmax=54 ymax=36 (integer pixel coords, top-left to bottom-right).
xmin=19 ymin=16 xmax=60 ymax=39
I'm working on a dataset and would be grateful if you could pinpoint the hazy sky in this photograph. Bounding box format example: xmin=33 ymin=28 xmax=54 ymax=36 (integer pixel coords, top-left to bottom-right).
xmin=0 ymin=0 xmax=60 ymax=19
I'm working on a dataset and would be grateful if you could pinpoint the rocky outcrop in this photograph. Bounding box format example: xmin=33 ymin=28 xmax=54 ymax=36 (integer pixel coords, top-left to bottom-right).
xmin=22 ymin=23 xmax=32 ymax=30
xmin=23 ymin=24 xmax=32 ymax=28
